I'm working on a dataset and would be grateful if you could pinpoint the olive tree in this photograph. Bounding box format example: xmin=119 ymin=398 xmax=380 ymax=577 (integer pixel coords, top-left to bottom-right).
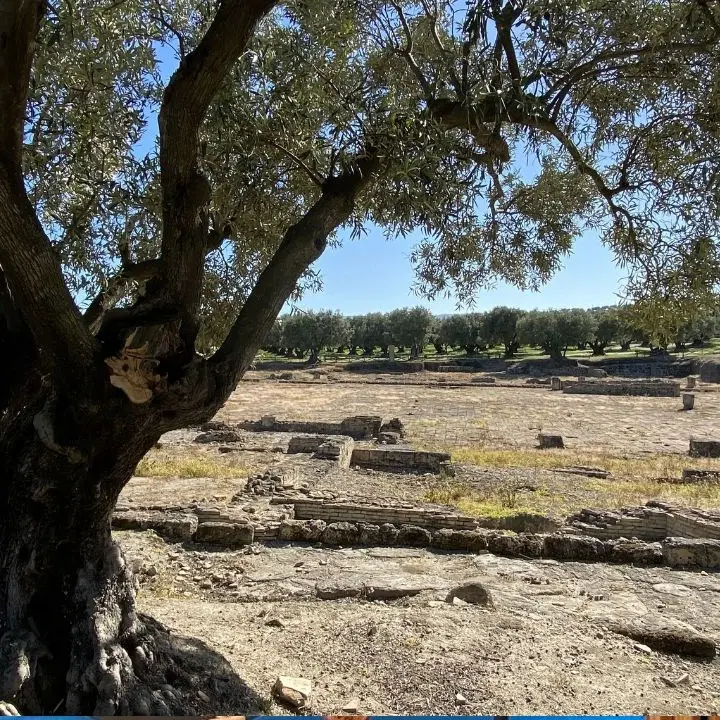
xmin=2 ymin=0 xmax=720 ymax=714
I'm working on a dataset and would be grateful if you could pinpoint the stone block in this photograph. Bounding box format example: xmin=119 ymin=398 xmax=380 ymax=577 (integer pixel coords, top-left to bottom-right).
xmin=431 ymin=529 xmax=488 ymax=552
xmin=662 ymin=537 xmax=720 ymax=569
xmin=194 ymin=521 xmax=254 ymax=547
xmin=538 ymin=433 xmax=564 ymax=449
xmin=607 ymin=539 xmax=663 ymax=565
xmin=322 ymin=521 xmax=359 ymax=546
xmin=681 ymin=468 xmax=720 ymax=484
xmin=689 ymin=438 xmax=720 ymax=458
xmin=487 ymin=533 xmax=544 ymax=558
xmin=397 ymin=525 xmax=432 ymax=547
xmin=112 ymin=511 xmax=198 ymax=542
xmin=543 ymin=534 xmax=607 ymax=561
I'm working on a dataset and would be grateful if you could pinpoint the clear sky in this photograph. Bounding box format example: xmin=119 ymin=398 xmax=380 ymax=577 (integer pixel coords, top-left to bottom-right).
xmin=287 ymin=225 xmax=627 ymax=315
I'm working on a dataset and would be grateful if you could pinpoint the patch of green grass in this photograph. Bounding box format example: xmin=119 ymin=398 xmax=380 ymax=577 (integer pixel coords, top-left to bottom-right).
xmin=425 ymin=482 xmax=536 ymax=518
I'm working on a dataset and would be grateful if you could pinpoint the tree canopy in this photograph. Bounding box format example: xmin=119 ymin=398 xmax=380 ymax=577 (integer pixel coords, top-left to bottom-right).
xmin=14 ymin=0 xmax=720 ymax=355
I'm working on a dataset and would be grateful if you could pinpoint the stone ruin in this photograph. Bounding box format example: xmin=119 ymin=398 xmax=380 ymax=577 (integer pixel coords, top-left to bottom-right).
xmin=561 ymin=379 xmax=681 ymax=397
xmin=566 ymin=501 xmax=720 ymax=542
xmin=238 ymin=414 xmax=383 ymax=440
xmin=112 ymin=494 xmax=720 ymax=571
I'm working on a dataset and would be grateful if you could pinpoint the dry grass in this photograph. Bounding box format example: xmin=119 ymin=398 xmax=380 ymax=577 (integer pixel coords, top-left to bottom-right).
xmin=136 ymin=450 xmax=254 ymax=479
xmin=425 ymin=483 xmax=533 ymax=518
xmin=442 ymin=445 xmax=720 ymax=481
xmin=425 ymin=471 xmax=720 ymax=520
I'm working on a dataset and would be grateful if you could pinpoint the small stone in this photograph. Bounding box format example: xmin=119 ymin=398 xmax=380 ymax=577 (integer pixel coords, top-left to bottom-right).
xmin=446 ymin=580 xmax=494 ymax=607
xmin=199 ymin=580 xmax=212 ymax=589
xmin=634 ymin=643 xmax=652 ymax=654
xmin=342 ymin=697 xmax=360 ymax=713
xmin=676 ymin=672 xmax=690 ymax=685
xmin=454 ymin=693 xmax=467 ymax=705
xmin=197 ymin=690 xmax=210 ymax=703
xmin=319 ymin=560 xmax=328 ymax=566
xmin=294 ymin=561 xmax=305 ymax=567
xmin=273 ymin=676 xmax=312 ymax=708
xmin=660 ymin=676 xmax=676 ymax=687
xmin=145 ymin=564 xmax=158 ymax=577
xmin=265 ymin=618 xmax=284 ymax=628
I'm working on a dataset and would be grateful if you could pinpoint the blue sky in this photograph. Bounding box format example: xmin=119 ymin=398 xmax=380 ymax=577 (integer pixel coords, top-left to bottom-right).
xmin=289 ymin=224 xmax=626 ymax=315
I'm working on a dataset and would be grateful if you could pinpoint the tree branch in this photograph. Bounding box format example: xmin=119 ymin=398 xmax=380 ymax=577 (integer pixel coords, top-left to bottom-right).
xmin=153 ymin=0 xmax=276 ymax=345
xmin=0 ymin=4 xmax=97 ymax=377
xmin=0 ymin=1 xmax=45 ymax=177
xmin=208 ymin=149 xmax=380 ymax=396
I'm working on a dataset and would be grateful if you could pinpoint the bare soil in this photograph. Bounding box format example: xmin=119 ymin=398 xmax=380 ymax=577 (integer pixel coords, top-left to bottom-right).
xmin=116 ymin=375 xmax=720 ymax=715
xmin=120 ymin=530 xmax=720 ymax=716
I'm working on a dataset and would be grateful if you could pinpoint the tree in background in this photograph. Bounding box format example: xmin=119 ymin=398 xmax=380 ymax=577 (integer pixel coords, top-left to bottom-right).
xmin=437 ymin=312 xmax=489 ymax=354
xmin=2 ymin=0 xmax=720 ymax=712
xmin=485 ymin=307 xmax=524 ymax=357
xmin=518 ymin=309 xmax=591 ymax=361
xmin=387 ymin=307 xmax=433 ymax=358
xmin=587 ymin=308 xmax=621 ymax=356
xmin=279 ymin=311 xmax=348 ymax=363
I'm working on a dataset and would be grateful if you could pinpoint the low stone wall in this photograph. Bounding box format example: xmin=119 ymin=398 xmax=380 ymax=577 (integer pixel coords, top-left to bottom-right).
xmin=566 ymin=503 xmax=720 ymax=542
xmin=350 ymin=447 xmax=451 ymax=474
xmin=561 ymin=380 xmax=681 ymax=397
xmin=112 ymin=504 xmax=720 ymax=569
xmin=275 ymin=519 xmax=719 ymax=569
xmin=239 ymin=415 xmax=382 ymax=440
xmin=292 ymin=499 xmax=477 ymax=531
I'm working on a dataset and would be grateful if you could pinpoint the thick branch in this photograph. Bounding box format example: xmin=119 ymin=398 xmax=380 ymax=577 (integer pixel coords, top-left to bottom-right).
xmin=156 ymin=0 xmax=276 ymax=323
xmin=83 ymin=260 xmax=161 ymax=330
xmin=208 ymin=151 xmax=379 ymax=395
xmin=0 ymin=169 xmax=96 ymax=377
xmin=0 ymin=1 xmax=45 ymax=178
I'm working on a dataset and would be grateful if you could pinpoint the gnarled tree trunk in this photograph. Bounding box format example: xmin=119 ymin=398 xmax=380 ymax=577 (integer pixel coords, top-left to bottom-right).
xmin=0 ymin=387 xmax=165 ymax=715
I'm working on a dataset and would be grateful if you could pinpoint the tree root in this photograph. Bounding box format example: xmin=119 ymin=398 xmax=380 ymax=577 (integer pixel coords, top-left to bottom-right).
xmin=3 ymin=540 xmax=266 ymax=715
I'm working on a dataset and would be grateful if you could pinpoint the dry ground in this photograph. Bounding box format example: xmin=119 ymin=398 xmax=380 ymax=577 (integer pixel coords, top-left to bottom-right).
xmin=120 ymin=530 xmax=720 ymax=716
xmin=116 ymin=376 xmax=720 ymax=715
xmin=228 ymin=375 xmax=715 ymax=456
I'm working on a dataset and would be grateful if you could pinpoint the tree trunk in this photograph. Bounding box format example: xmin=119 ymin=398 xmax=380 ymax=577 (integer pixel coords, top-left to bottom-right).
xmin=0 ymin=389 xmax=172 ymax=715
xmin=589 ymin=341 xmax=606 ymax=356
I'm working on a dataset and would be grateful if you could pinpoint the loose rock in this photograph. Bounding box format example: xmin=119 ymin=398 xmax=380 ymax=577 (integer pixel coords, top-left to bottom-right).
xmin=273 ymin=676 xmax=312 ymax=709
xmin=446 ymin=580 xmax=494 ymax=607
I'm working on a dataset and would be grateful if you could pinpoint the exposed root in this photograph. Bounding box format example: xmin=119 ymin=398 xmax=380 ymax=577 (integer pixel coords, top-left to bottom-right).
xmin=4 ymin=540 xmax=266 ymax=715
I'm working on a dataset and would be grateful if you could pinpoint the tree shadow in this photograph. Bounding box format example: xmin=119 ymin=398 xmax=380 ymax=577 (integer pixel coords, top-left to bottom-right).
xmin=141 ymin=614 xmax=270 ymax=716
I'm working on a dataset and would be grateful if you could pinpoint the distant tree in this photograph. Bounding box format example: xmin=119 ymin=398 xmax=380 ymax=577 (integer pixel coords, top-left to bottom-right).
xmin=387 ymin=307 xmax=433 ymax=358
xmin=360 ymin=312 xmax=388 ymax=356
xmin=281 ymin=311 xmax=348 ymax=363
xmin=485 ymin=307 xmax=524 ymax=357
xmin=587 ymin=308 xmax=620 ymax=355
xmin=261 ymin=319 xmax=285 ymax=355
xmin=518 ymin=309 xmax=590 ymax=361
xmin=438 ymin=312 xmax=489 ymax=354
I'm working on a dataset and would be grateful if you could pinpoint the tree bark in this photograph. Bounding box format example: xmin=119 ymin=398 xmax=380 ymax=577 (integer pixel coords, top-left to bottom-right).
xmin=0 ymin=386 xmax=167 ymax=715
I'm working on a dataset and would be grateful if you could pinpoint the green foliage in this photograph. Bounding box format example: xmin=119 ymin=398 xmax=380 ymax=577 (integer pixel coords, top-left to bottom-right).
xmin=386 ymin=307 xmax=433 ymax=357
xmin=437 ymin=313 xmax=488 ymax=354
xmin=484 ymin=307 xmax=525 ymax=357
xmin=518 ymin=309 xmax=593 ymax=360
xmin=20 ymin=0 xmax=720 ymax=346
xmin=279 ymin=310 xmax=349 ymax=360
